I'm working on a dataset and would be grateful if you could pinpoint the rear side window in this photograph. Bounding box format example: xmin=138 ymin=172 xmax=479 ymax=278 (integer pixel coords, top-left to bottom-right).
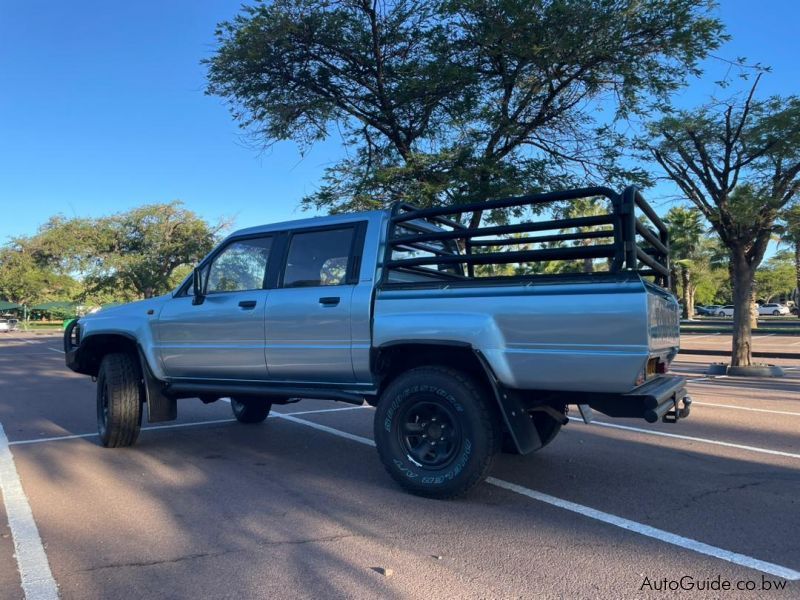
xmin=282 ymin=227 xmax=355 ymax=287
xmin=206 ymin=236 xmax=273 ymax=293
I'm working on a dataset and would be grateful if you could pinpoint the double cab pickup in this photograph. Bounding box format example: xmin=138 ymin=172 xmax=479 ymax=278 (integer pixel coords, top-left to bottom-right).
xmin=65 ymin=186 xmax=691 ymax=498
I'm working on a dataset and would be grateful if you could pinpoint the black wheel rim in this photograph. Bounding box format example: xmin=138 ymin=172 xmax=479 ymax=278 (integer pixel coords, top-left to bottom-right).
xmin=397 ymin=400 xmax=461 ymax=469
xmin=231 ymin=398 xmax=245 ymax=417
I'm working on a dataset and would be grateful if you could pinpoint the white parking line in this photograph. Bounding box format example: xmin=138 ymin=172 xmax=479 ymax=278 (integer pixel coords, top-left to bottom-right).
xmin=567 ymin=417 xmax=800 ymax=460
xmin=7 ymin=406 xmax=371 ymax=446
xmin=687 ymin=375 xmax=728 ymax=384
xmin=273 ymin=412 xmax=376 ymax=446
xmin=275 ymin=405 xmax=369 ymax=416
xmin=45 ymin=348 xmax=63 ymax=354
xmin=0 ymin=423 xmax=60 ymax=599
xmin=273 ymin=413 xmax=800 ymax=580
xmin=691 ymin=402 xmax=800 ymax=417
xmin=486 ymin=477 xmax=800 ymax=581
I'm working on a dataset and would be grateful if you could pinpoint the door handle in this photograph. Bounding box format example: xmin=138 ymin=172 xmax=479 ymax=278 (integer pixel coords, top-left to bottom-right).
xmin=319 ymin=296 xmax=340 ymax=306
xmin=238 ymin=300 xmax=257 ymax=309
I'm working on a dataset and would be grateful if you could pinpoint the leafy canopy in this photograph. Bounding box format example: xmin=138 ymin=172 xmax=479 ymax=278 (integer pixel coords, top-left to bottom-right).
xmin=0 ymin=202 xmax=228 ymax=304
xmin=205 ymin=0 xmax=725 ymax=214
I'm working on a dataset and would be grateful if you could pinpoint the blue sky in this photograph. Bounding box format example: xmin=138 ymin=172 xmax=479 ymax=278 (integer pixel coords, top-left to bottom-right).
xmin=1 ymin=0 xmax=798 ymax=243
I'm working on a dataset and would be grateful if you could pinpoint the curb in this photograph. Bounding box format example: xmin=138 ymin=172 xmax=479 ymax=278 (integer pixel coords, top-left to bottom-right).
xmin=680 ymin=348 xmax=800 ymax=360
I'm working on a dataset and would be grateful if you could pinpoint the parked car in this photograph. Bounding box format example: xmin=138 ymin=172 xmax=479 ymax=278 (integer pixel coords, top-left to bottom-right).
xmin=717 ymin=305 xmax=735 ymax=317
xmin=63 ymin=186 xmax=691 ymax=499
xmin=696 ymin=305 xmax=721 ymax=316
xmin=758 ymin=303 xmax=790 ymax=316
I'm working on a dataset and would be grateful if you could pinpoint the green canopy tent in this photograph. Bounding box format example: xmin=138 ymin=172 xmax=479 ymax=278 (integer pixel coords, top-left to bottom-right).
xmin=0 ymin=300 xmax=22 ymax=312
xmin=29 ymin=301 xmax=79 ymax=320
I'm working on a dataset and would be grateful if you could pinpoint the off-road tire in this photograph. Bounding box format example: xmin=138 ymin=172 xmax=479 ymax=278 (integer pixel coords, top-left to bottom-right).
xmin=231 ymin=397 xmax=271 ymax=423
xmin=374 ymin=366 xmax=500 ymax=499
xmin=97 ymin=353 xmax=144 ymax=447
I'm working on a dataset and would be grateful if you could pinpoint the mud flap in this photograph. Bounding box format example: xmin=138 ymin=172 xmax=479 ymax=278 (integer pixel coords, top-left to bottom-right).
xmin=474 ymin=352 xmax=542 ymax=454
xmin=138 ymin=350 xmax=176 ymax=423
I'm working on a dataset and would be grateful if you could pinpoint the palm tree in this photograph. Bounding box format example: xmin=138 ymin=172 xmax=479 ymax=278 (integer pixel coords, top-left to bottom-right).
xmin=778 ymin=203 xmax=800 ymax=317
xmin=665 ymin=206 xmax=706 ymax=319
xmin=560 ymin=197 xmax=610 ymax=274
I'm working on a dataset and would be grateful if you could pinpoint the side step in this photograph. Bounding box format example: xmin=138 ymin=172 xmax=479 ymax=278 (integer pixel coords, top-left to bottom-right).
xmin=166 ymin=382 xmax=366 ymax=406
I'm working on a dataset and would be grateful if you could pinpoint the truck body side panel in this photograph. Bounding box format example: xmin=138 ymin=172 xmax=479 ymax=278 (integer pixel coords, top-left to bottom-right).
xmin=374 ymin=279 xmax=677 ymax=394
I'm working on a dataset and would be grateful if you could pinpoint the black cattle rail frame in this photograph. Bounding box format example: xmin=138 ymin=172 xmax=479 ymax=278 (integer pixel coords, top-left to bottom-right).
xmin=381 ymin=186 xmax=670 ymax=288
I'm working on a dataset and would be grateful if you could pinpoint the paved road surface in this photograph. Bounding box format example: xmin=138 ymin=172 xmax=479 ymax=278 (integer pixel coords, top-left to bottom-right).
xmin=0 ymin=333 xmax=798 ymax=599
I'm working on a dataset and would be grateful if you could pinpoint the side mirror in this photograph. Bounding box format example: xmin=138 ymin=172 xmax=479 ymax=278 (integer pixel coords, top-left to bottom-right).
xmin=192 ymin=267 xmax=207 ymax=305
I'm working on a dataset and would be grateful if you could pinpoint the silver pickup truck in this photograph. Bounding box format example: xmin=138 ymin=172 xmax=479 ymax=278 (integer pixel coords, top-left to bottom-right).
xmin=65 ymin=186 xmax=691 ymax=498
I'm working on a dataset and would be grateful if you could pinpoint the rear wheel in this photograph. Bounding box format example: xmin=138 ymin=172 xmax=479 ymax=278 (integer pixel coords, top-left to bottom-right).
xmin=97 ymin=353 xmax=143 ymax=447
xmin=374 ymin=366 xmax=500 ymax=499
xmin=231 ymin=397 xmax=271 ymax=423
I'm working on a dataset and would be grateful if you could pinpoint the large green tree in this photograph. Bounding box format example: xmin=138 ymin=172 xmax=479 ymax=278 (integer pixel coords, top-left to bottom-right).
xmin=648 ymin=77 xmax=800 ymax=366
xmin=6 ymin=202 xmax=228 ymax=302
xmin=205 ymin=0 xmax=724 ymax=220
xmin=88 ymin=203 xmax=228 ymax=298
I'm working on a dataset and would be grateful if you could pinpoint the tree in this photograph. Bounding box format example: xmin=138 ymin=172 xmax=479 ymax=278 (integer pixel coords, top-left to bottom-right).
xmin=648 ymin=76 xmax=800 ymax=366
xmin=0 ymin=247 xmax=50 ymax=306
xmin=205 ymin=0 xmax=724 ymax=220
xmin=754 ymin=251 xmax=795 ymax=304
xmin=0 ymin=244 xmax=79 ymax=308
xmin=778 ymin=203 xmax=800 ymax=315
xmin=664 ymin=205 xmax=705 ymax=318
xmin=90 ymin=203 xmax=228 ymax=298
xmin=11 ymin=202 xmax=229 ymax=302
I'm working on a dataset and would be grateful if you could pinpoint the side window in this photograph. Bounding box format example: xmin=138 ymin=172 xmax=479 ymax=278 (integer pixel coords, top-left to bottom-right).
xmin=206 ymin=237 xmax=273 ymax=293
xmin=283 ymin=227 xmax=355 ymax=288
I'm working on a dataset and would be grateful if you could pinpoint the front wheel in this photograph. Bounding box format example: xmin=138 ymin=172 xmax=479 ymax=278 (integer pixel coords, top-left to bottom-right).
xmin=773 ymin=310 xmax=780 ymax=316
xmin=97 ymin=353 xmax=144 ymax=447
xmin=231 ymin=397 xmax=271 ymax=423
xmin=374 ymin=366 xmax=500 ymax=499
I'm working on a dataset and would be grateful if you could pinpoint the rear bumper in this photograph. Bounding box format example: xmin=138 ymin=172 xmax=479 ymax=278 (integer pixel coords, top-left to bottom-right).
xmin=581 ymin=375 xmax=692 ymax=423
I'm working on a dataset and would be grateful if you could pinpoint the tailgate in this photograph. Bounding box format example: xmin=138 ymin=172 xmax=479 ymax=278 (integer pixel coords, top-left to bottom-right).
xmin=645 ymin=282 xmax=680 ymax=353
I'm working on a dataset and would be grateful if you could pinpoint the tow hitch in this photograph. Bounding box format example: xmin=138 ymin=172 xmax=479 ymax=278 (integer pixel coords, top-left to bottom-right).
xmin=646 ymin=394 xmax=692 ymax=424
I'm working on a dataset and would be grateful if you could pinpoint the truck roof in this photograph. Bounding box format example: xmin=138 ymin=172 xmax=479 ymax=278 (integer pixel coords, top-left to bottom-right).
xmin=229 ymin=209 xmax=390 ymax=239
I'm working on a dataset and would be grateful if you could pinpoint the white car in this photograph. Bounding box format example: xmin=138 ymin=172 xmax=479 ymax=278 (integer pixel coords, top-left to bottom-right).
xmin=716 ymin=305 xmax=735 ymax=317
xmin=758 ymin=303 xmax=790 ymax=316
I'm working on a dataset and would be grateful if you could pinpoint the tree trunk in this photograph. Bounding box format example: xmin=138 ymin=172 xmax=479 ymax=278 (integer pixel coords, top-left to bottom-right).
xmin=583 ymin=257 xmax=594 ymax=273
xmin=750 ymin=288 xmax=758 ymax=330
xmin=680 ymin=267 xmax=691 ymax=319
xmin=730 ymin=248 xmax=755 ymax=367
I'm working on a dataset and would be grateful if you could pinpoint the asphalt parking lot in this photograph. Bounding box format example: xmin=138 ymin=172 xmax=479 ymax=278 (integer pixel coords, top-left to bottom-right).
xmin=0 ymin=333 xmax=798 ymax=599
xmin=680 ymin=332 xmax=800 ymax=356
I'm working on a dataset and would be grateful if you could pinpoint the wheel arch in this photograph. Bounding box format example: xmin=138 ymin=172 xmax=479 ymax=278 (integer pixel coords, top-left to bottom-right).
xmin=72 ymin=333 xmax=139 ymax=377
xmin=372 ymin=341 xmax=543 ymax=454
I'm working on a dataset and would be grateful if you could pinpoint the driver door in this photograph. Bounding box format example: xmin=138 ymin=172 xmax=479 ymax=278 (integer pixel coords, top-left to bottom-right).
xmin=157 ymin=235 xmax=274 ymax=380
